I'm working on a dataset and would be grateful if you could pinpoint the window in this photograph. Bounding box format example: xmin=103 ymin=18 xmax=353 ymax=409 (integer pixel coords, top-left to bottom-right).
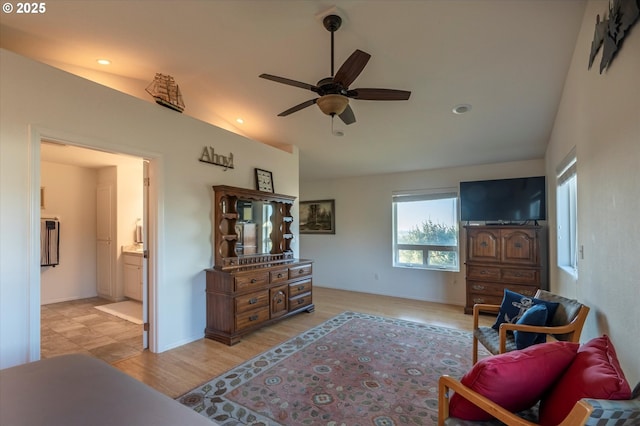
xmin=392 ymin=189 xmax=459 ymax=271
xmin=556 ymin=149 xmax=577 ymax=276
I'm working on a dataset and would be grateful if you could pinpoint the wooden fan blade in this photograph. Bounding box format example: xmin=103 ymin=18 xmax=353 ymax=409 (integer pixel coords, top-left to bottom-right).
xmin=333 ymin=49 xmax=371 ymax=88
xmin=259 ymin=74 xmax=319 ymax=92
xmin=347 ymin=88 xmax=411 ymax=101
xmin=338 ymin=104 xmax=356 ymax=125
xmin=278 ymin=98 xmax=318 ymax=117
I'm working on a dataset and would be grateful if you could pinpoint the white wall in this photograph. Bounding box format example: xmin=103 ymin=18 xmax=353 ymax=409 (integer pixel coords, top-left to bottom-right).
xmin=300 ymin=159 xmax=545 ymax=306
xmin=40 ymin=162 xmax=98 ymax=303
xmin=0 ymin=49 xmax=299 ymax=368
xmin=545 ymin=0 xmax=640 ymax=385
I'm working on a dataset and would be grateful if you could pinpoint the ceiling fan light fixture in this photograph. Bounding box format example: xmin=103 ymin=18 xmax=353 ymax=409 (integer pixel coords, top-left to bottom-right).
xmin=317 ymin=94 xmax=349 ymax=116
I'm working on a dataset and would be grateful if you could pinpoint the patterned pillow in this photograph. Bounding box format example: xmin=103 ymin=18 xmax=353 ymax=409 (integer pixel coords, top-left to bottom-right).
xmin=514 ymin=303 xmax=548 ymax=349
xmin=449 ymin=341 xmax=579 ymax=421
xmin=492 ymin=289 xmax=559 ymax=331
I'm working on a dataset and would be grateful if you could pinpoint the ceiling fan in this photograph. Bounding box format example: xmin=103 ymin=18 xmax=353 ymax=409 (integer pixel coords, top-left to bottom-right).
xmin=259 ymin=14 xmax=411 ymax=125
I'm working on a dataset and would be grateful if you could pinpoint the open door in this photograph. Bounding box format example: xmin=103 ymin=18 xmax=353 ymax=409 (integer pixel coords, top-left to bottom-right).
xmin=142 ymin=160 xmax=150 ymax=349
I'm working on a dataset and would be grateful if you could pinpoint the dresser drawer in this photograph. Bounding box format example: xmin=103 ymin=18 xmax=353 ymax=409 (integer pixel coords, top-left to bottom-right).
xmin=270 ymin=268 xmax=288 ymax=284
xmin=235 ymin=290 xmax=269 ymax=314
xmin=468 ymin=293 xmax=504 ymax=306
xmin=235 ymin=306 xmax=269 ymax=331
xmin=289 ymin=264 xmax=312 ymax=279
xmin=289 ymin=293 xmax=312 ymax=310
xmin=501 ymin=268 xmax=538 ymax=284
xmin=467 ymin=281 xmax=506 ymax=297
xmin=467 ymin=265 xmax=501 ymax=281
xmin=234 ymin=272 xmax=269 ymax=292
xmin=289 ymin=279 xmax=312 ymax=298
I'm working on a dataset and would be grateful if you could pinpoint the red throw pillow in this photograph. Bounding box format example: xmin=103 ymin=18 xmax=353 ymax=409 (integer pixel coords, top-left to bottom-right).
xmin=449 ymin=341 xmax=579 ymax=421
xmin=538 ymin=335 xmax=632 ymax=426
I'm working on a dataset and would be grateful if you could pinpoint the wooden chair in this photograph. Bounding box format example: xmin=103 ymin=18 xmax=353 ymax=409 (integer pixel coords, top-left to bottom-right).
xmin=438 ymin=375 xmax=593 ymax=426
xmin=472 ymin=289 xmax=590 ymax=364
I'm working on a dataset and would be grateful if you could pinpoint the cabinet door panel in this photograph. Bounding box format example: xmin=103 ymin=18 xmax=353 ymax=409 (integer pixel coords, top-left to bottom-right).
xmin=501 ymin=229 xmax=538 ymax=265
xmin=270 ymin=285 xmax=288 ymax=318
xmin=467 ymin=229 xmax=500 ymax=262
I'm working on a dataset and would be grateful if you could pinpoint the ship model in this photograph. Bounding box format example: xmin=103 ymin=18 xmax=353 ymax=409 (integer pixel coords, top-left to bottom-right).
xmin=145 ymin=73 xmax=185 ymax=112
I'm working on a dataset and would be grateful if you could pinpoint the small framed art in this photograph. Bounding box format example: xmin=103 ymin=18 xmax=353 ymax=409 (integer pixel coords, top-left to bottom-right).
xmin=300 ymin=199 xmax=335 ymax=234
xmin=255 ymin=168 xmax=274 ymax=193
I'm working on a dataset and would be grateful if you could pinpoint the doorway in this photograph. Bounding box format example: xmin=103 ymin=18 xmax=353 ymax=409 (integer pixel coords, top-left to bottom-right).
xmin=39 ymin=140 xmax=152 ymax=362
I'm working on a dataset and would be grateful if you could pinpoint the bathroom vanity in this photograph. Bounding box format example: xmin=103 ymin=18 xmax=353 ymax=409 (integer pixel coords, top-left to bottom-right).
xmin=205 ymin=185 xmax=314 ymax=345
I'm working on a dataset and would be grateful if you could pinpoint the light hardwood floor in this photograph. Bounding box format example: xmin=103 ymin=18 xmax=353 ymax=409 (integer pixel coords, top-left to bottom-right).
xmin=112 ymin=287 xmax=493 ymax=399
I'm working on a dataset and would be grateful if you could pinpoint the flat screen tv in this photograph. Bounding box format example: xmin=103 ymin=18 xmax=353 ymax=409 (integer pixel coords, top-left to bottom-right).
xmin=460 ymin=176 xmax=546 ymax=223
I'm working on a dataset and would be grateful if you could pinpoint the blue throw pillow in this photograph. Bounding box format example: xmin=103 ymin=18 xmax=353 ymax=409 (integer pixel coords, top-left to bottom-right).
xmin=514 ymin=303 xmax=548 ymax=349
xmin=492 ymin=289 xmax=559 ymax=331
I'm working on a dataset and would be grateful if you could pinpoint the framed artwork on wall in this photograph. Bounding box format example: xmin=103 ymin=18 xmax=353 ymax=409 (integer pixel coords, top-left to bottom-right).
xmin=300 ymin=199 xmax=335 ymax=234
xmin=255 ymin=168 xmax=274 ymax=193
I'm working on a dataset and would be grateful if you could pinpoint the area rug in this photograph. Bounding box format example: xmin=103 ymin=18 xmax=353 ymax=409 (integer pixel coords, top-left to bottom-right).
xmin=94 ymin=300 xmax=143 ymax=325
xmin=178 ymin=311 xmax=486 ymax=425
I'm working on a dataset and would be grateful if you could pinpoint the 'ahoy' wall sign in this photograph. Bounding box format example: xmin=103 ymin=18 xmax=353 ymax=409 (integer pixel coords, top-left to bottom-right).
xmin=199 ymin=146 xmax=234 ymax=170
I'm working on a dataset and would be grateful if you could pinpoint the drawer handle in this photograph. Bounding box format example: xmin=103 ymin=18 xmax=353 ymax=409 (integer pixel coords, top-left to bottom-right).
xmin=250 ymin=278 xmax=257 ymax=283
xmin=248 ymin=298 xmax=258 ymax=304
xmin=297 ymin=285 xmax=305 ymax=291
xmin=299 ymin=270 xmax=305 ymax=274
xmin=277 ymin=299 xmax=282 ymax=303
xmin=480 ymin=242 xmax=488 ymax=247
xmin=277 ymin=273 xmax=283 ymax=278
xmin=514 ymin=272 xmax=523 ymax=277
xmin=249 ymin=315 xmax=259 ymax=321
xmin=472 ymin=284 xmax=485 ymax=291
xmin=473 ymin=297 xmax=485 ymax=304
xmin=514 ymin=242 xmax=522 ymax=248
xmin=297 ymin=298 xmax=305 ymax=305
xmin=480 ymin=270 xmax=488 ymax=275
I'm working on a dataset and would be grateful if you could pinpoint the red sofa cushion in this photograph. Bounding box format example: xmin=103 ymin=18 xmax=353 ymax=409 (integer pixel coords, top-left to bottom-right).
xmin=449 ymin=341 xmax=579 ymax=421
xmin=538 ymin=335 xmax=632 ymax=425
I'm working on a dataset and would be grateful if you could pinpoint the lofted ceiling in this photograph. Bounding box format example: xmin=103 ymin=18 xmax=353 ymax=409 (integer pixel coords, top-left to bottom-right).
xmin=1 ymin=1 xmax=587 ymax=180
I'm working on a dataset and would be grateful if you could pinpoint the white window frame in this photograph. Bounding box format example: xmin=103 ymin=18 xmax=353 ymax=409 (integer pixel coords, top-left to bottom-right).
xmin=556 ymin=148 xmax=578 ymax=277
xmin=392 ymin=189 xmax=459 ymax=272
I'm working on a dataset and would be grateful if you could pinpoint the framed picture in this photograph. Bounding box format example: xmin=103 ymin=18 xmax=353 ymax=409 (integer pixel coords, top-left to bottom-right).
xmin=255 ymin=168 xmax=274 ymax=193
xmin=300 ymin=199 xmax=335 ymax=234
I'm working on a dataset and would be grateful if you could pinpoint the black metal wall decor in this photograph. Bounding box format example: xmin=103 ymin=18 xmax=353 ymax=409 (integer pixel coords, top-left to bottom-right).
xmin=589 ymin=0 xmax=640 ymax=73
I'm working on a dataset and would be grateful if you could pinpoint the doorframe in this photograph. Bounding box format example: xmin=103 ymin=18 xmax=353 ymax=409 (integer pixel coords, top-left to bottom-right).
xmin=29 ymin=126 xmax=163 ymax=359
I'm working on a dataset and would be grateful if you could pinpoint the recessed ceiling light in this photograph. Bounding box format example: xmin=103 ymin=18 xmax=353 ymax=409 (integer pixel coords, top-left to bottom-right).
xmin=97 ymin=59 xmax=111 ymax=65
xmin=452 ymin=104 xmax=472 ymax=114
xmin=236 ymin=118 xmax=244 ymax=124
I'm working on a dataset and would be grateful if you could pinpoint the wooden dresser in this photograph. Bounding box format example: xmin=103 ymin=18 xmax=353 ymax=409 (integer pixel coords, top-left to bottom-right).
xmin=205 ymin=185 xmax=314 ymax=345
xmin=464 ymin=225 xmax=547 ymax=314
xmin=205 ymin=258 xmax=313 ymax=345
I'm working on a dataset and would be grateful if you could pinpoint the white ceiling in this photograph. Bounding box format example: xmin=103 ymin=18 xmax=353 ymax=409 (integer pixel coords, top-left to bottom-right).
xmin=1 ymin=1 xmax=587 ymax=179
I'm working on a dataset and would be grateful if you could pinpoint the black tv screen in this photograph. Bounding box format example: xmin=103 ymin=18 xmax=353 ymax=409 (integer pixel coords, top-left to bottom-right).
xmin=460 ymin=176 xmax=546 ymax=222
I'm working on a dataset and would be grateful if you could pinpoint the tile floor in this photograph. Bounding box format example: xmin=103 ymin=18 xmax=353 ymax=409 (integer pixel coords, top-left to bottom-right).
xmin=41 ymin=297 xmax=143 ymax=364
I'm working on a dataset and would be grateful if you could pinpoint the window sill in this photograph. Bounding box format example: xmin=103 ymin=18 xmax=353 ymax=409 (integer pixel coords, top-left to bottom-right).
xmin=558 ymin=265 xmax=578 ymax=279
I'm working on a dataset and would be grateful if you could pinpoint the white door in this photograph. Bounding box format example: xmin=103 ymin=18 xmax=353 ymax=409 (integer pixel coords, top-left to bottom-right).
xmin=142 ymin=161 xmax=149 ymax=348
xmin=96 ymin=240 xmax=112 ymax=296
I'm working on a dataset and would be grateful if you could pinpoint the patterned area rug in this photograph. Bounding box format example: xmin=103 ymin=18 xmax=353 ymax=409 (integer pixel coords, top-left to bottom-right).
xmin=178 ymin=312 xmax=484 ymax=425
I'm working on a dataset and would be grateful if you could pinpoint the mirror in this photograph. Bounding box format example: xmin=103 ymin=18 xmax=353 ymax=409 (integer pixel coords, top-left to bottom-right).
xmin=212 ymin=185 xmax=296 ymax=270
xmin=235 ymin=200 xmax=274 ymax=255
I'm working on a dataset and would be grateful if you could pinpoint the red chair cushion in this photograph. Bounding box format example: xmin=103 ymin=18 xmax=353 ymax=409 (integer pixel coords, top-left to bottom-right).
xmin=538 ymin=335 xmax=632 ymax=426
xmin=449 ymin=341 xmax=579 ymax=421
